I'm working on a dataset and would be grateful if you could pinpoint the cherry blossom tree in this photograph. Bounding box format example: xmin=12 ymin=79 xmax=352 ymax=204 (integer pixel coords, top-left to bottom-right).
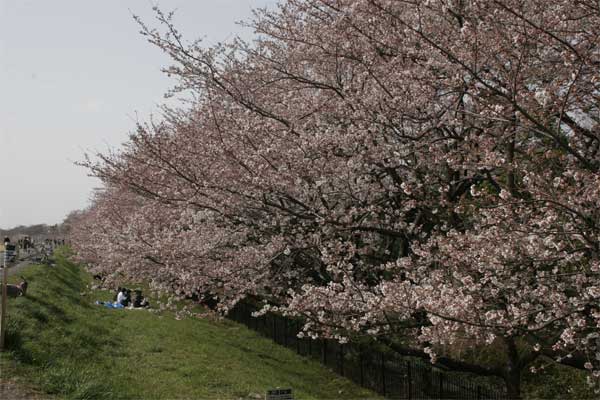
xmin=69 ymin=1 xmax=600 ymax=396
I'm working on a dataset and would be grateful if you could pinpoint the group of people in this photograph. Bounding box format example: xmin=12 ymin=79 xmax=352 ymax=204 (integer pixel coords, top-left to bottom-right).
xmin=96 ymin=287 xmax=150 ymax=309
xmin=16 ymin=236 xmax=33 ymax=250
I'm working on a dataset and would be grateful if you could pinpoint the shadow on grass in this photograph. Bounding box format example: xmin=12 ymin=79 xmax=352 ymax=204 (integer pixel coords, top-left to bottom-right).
xmin=22 ymin=294 xmax=73 ymax=323
xmin=5 ymin=318 xmax=35 ymax=364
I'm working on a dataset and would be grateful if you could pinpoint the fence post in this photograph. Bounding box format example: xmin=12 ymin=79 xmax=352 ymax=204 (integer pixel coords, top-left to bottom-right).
xmin=477 ymin=385 xmax=482 ymax=400
xmin=381 ymin=352 xmax=386 ymax=396
xmin=0 ymin=244 xmax=7 ymax=351
xmin=322 ymin=339 xmax=327 ymax=365
xmin=296 ymin=321 xmax=301 ymax=354
xmin=428 ymin=364 xmax=433 ymax=397
xmin=439 ymin=372 xmax=443 ymax=398
xmin=283 ymin=318 xmax=287 ymax=347
xmin=246 ymin=304 xmax=252 ymax=330
xmin=407 ymin=360 xmax=412 ymax=400
xmin=272 ymin=314 xmax=277 ymax=343
xmin=339 ymin=343 xmax=344 ymax=376
xmin=359 ymin=345 xmax=364 ymax=386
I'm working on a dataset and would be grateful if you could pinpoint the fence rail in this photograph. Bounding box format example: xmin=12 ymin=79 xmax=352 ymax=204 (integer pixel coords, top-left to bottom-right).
xmin=228 ymin=301 xmax=506 ymax=399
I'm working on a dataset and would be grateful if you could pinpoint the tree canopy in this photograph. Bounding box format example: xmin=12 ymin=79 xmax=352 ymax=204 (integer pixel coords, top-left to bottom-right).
xmin=69 ymin=1 xmax=600 ymax=396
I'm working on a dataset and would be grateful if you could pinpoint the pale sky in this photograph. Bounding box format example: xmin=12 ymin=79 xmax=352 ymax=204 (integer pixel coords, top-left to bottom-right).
xmin=0 ymin=0 xmax=276 ymax=229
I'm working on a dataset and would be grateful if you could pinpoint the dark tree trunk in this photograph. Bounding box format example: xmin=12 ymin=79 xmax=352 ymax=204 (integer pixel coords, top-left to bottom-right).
xmin=504 ymin=337 xmax=522 ymax=399
xmin=505 ymin=366 xmax=522 ymax=400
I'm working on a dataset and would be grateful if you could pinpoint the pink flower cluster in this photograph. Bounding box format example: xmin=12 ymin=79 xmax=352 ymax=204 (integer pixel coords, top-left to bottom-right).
xmin=68 ymin=1 xmax=600 ymax=395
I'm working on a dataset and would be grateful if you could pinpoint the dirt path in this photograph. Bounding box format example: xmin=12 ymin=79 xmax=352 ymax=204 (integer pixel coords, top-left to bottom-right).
xmin=3 ymin=251 xmax=39 ymax=277
xmin=6 ymin=258 xmax=35 ymax=277
xmin=0 ymin=377 xmax=48 ymax=400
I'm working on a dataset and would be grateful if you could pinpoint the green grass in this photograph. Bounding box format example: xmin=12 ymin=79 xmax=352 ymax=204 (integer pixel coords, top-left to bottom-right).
xmin=521 ymin=359 xmax=596 ymax=400
xmin=0 ymin=249 xmax=379 ymax=399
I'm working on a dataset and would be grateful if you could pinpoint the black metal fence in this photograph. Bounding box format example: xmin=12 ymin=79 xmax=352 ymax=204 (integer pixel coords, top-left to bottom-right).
xmin=228 ymin=301 xmax=506 ymax=399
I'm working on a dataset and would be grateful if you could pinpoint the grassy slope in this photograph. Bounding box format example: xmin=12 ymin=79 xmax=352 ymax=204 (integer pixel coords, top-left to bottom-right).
xmin=0 ymin=250 xmax=378 ymax=399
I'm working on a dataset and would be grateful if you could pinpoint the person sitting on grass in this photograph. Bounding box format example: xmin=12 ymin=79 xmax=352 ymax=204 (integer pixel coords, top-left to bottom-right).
xmin=112 ymin=286 xmax=120 ymax=301
xmin=133 ymin=289 xmax=150 ymax=308
xmin=95 ymin=287 xmax=128 ymax=308
xmin=117 ymin=288 xmax=132 ymax=307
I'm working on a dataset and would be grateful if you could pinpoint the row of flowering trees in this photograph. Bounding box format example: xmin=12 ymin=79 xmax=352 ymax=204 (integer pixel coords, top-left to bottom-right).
xmin=68 ymin=1 xmax=600 ymax=397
